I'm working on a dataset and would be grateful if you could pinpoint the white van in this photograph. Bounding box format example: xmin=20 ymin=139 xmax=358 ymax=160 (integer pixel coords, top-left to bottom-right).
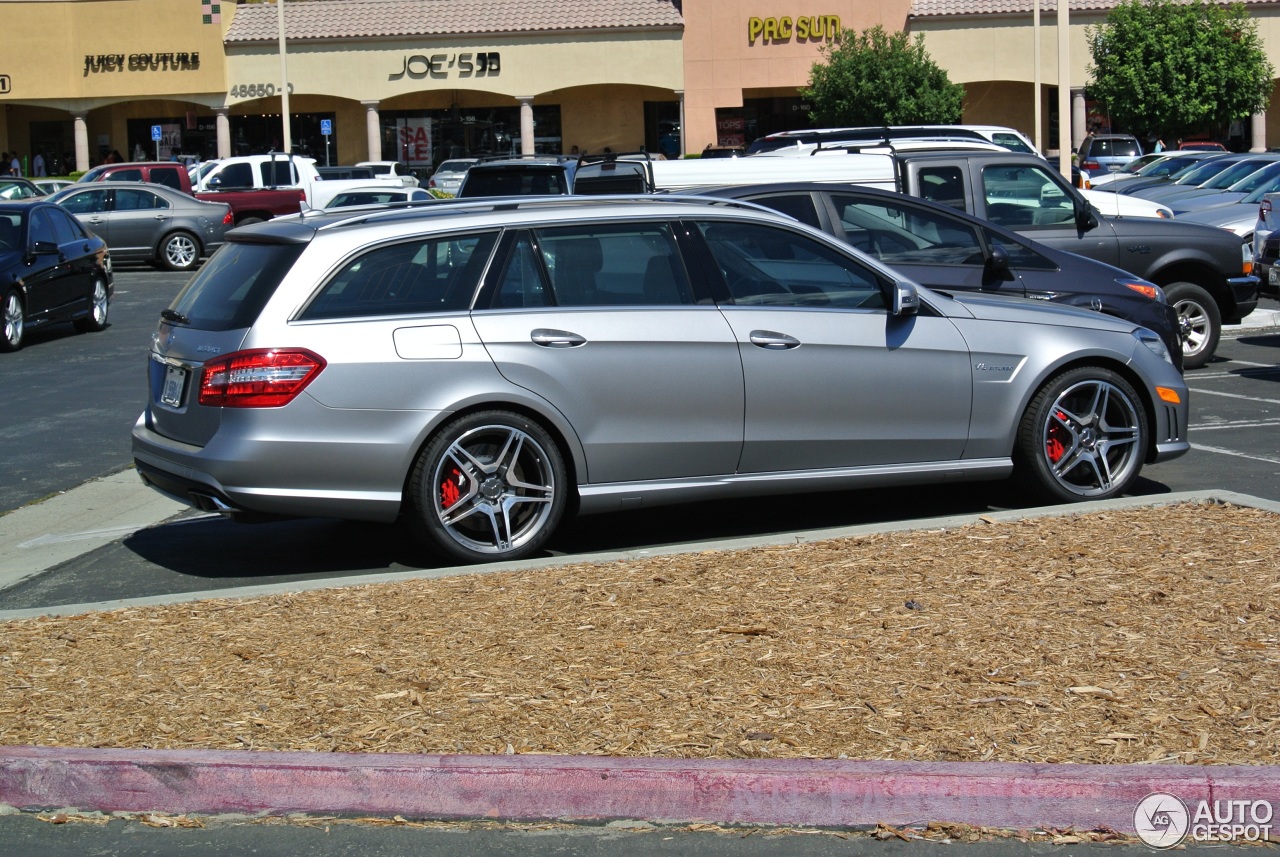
xmin=572 ymin=151 xmax=898 ymax=194
xmin=746 ymin=125 xmax=1042 ymax=157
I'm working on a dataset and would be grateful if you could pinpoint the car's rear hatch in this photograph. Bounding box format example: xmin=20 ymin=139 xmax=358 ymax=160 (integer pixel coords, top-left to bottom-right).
xmin=144 ymin=239 xmax=305 ymax=448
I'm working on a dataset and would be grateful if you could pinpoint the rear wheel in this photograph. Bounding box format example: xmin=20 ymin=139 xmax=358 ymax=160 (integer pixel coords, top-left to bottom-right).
xmin=235 ymin=216 xmax=265 ymax=227
xmin=408 ymin=411 xmax=567 ymax=564
xmin=159 ymin=231 xmax=200 ymax=272
xmin=1014 ymin=366 xmax=1148 ymax=503
xmin=1164 ymin=281 xmax=1220 ymax=370
xmin=73 ymin=275 xmax=109 ymax=333
xmin=1 ymin=289 xmax=24 ymax=352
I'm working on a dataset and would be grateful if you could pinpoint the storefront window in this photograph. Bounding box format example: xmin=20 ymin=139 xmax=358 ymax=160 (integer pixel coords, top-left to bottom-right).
xmin=379 ymin=105 xmax=561 ymax=175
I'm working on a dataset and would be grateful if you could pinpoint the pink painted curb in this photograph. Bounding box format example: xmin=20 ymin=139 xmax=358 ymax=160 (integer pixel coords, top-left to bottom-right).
xmin=4 ymin=746 xmax=1280 ymax=829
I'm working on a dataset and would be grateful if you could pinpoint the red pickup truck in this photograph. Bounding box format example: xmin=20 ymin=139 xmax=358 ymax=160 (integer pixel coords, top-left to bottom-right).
xmin=77 ymin=161 xmax=304 ymax=226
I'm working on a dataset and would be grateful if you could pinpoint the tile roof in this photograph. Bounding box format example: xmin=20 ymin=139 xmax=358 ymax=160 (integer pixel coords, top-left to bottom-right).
xmin=909 ymin=0 xmax=1274 ymax=16
xmin=225 ymin=0 xmax=684 ymax=43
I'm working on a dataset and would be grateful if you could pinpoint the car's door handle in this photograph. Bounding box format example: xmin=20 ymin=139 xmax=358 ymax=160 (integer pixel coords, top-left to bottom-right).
xmin=749 ymin=330 xmax=801 ymax=349
xmin=530 ymin=328 xmax=587 ymax=348
xmin=154 ymin=214 xmax=166 ymax=220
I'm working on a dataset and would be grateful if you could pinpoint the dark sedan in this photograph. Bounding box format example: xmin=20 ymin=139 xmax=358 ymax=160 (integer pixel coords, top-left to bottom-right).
xmin=1 ymin=199 xmax=112 ymax=351
xmin=694 ymin=182 xmax=1183 ymax=369
xmin=48 ymin=181 xmax=232 ymax=272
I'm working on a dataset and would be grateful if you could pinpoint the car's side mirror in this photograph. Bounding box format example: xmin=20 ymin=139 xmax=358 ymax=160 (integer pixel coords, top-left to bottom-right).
xmin=1076 ymin=199 xmax=1099 ymax=232
xmin=986 ymin=242 xmax=1012 ymax=279
xmin=206 ymin=176 xmax=222 ymax=189
xmin=891 ymin=280 xmax=920 ymax=316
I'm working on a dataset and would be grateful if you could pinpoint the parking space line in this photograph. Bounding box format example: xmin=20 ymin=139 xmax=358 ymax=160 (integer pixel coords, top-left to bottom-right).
xmin=1192 ymin=419 xmax=1280 ymax=431
xmin=1190 ymin=443 xmax=1280 ymax=465
xmin=1187 ymin=388 xmax=1280 ymax=405
xmin=1194 ymin=367 xmax=1280 ymax=380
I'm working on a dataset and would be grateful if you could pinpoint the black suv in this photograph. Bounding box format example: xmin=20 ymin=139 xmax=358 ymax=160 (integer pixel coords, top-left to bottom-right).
xmin=455 ymin=155 xmax=577 ymax=198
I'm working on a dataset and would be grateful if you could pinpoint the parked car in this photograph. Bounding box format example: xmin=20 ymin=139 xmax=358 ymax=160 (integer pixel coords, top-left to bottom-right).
xmin=0 ymin=177 xmax=47 ymax=200
xmin=1087 ymin=153 xmax=1170 ymax=187
xmin=1179 ymin=140 xmax=1228 ymax=152
xmin=48 ymin=181 xmax=233 ymax=271
xmin=1 ymin=199 xmax=112 ymax=351
xmin=455 ymin=155 xmax=577 ymax=197
xmin=33 ymin=179 xmax=75 ymax=195
xmin=1131 ymin=154 xmax=1280 ymax=205
xmin=1123 ymin=153 xmax=1252 ymax=202
xmin=325 ymin=186 xmax=435 ymax=208
xmin=1076 ymin=134 xmax=1144 ymax=174
xmin=315 ymin=165 xmax=377 ymax=181
xmin=1089 ymin=152 xmax=1219 ymax=194
xmin=424 ymin=159 xmax=476 ymax=196
xmin=693 ymin=182 xmax=1183 ymax=368
xmin=131 ymin=196 xmax=1189 ymax=564
xmin=1166 ymin=159 xmax=1280 ymax=215
xmin=700 ymin=145 xmax=746 ymax=159
xmin=356 ymin=161 xmax=420 ymax=188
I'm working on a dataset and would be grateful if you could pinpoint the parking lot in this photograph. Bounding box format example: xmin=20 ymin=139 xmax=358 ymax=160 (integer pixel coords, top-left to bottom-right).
xmin=0 ymin=266 xmax=1275 ymax=612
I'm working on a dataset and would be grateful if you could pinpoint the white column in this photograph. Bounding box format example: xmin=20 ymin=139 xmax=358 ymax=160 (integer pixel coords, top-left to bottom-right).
xmin=215 ymin=108 xmax=231 ymax=159
xmin=73 ymin=112 xmax=90 ymax=172
xmin=1251 ymin=112 xmax=1267 ymax=153
xmin=363 ymin=101 xmax=381 ymax=161
xmin=1056 ymin=2 xmax=1071 ymax=175
xmin=517 ymin=96 xmax=535 ymax=155
xmin=675 ymin=89 xmax=685 ymax=158
xmin=1071 ymin=89 xmax=1087 ymax=153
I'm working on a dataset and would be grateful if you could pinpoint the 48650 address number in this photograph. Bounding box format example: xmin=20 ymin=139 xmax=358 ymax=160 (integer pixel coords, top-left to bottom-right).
xmin=229 ymin=82 xmax=295 ymax=99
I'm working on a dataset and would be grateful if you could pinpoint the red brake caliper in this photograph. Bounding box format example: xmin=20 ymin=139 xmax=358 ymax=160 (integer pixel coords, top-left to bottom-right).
xmin=440 ymin=467 xmax=464 ymax=509
xmin=1045 ymin=410 xmax=1068 ymax=463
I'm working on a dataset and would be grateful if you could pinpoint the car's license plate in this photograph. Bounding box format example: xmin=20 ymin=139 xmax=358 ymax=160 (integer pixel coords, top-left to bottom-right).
xmin=1270 ymin=267 xmax=1279 ymax=286
xmin=161 ymin=364 xmax=188 ymax=407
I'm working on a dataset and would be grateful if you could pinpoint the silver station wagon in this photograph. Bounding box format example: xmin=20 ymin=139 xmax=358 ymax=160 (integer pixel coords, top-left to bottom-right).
xmin=132 ymin=196 xmax=1190 ymax=564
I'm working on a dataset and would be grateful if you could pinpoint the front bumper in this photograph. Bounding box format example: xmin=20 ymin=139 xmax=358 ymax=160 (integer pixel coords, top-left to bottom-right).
xmin=1226 ymin=275 xmax=1261 ymax=321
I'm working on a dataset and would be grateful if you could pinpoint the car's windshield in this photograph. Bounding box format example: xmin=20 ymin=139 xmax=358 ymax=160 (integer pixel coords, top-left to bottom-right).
xmin=1201 ymin=160 xmax=1276 ymax=190
xmin=1135 ymin=155 xmax=1206 ymax=178
xmin=1227 ymin=161 xmax=1280 ymax=193
xmin=1172 ymin=157 xmax=1243 ymax=185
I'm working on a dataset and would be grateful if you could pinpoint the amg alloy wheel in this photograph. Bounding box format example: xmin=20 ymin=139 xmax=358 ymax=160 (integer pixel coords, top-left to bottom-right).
xmin=74 ymin=276 xmax=110 ymax=333
xmin=1015 ymin=366 xmax=1148 ymax=502
xmin=1 ymin=290 xmax=24 ymax=352
xmin=410 ymin=411 xmax=566 ymax=563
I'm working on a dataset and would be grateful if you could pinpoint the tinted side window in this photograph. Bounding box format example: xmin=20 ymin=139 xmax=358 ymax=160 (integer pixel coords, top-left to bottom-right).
xmin=150 ymin=167 xmax=184 ymax=190
xmin=115 ymin=189 xmax=168 ymax=211
xmin=831 ymin=193 xmax=983 ymax=266
xmin=979 ymin=227 xmax=1057 ymax=271
xmin=29 ymin=210 xmax=58 ymax=245
xmin=981 ymin=164 xmax=1075 ymax=228
xmin=169 ymin=242 xmax=306 ymax=331
xmin=698 ymin=221 xmax=887 ymax=309
xmin=536 ymin=223 xmax=694 ymax=307
xmin=916 ymin=167 xmax=967 ymax=210
xmin=104 ymin=168 xmax=144 ymax=182
xmin=989 ymin=132 xmax=1035 ymax=154
xmin=259 ymin=161 xmax=296 ymax=186
xmin=57 ymin=188 xmax=110 ymax=214
xmin=490 ymin=232 xmax=550 ymax=309
xmin=302 ymin=233 xmax=497 ymax=320
xmin=45 ymin=207 xmax=87 ymax=243
xmin=215 ymin=163 xmax=253 ymax=188
xmin=747 ymin=193 xmax=822 ymax=229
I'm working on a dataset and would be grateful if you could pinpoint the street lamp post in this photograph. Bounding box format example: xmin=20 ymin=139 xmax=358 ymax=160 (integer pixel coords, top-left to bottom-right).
xmin=277 ymin=0 xmax=292 ymax=153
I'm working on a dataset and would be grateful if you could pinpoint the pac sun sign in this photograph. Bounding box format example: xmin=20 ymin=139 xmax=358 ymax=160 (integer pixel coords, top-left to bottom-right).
xmin=747 ymin=15 xmax=841 ymax=46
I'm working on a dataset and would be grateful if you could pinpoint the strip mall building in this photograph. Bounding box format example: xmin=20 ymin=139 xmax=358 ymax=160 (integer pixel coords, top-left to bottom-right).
xmin=2 ymin=0 xmax=1279 ymax=175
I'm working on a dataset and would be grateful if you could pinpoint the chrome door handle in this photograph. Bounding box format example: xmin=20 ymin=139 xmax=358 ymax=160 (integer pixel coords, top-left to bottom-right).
xmin=530 ymin=328 xmax=587 ymax=348
xmin=749 ymin=330 xmax=800 ymax=350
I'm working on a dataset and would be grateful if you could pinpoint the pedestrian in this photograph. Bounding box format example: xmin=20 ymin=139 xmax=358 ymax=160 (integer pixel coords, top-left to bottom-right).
xmin=0 ymin=153 xmax=9 ymax=176
xmin=1154 ymin=138 xmax=1165 ymax=153
xmin=8 ymin=152 xmax=21 ymax=177
xmin=32 ymin=151 xmax=46 ymax=177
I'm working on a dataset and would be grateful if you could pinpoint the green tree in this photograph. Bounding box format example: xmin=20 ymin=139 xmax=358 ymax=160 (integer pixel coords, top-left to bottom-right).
xmin=1086 ymin=0 xmax=1273 ymax=141
xmin=803 ymin=26 xmax=964 ymax=127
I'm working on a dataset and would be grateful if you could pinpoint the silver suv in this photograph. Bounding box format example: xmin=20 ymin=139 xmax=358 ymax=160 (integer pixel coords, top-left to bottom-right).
xmin=132 ymin=196 xmax=1189 ymax=563
xmin=1078 ymin=134 xmax=1144 ymax=174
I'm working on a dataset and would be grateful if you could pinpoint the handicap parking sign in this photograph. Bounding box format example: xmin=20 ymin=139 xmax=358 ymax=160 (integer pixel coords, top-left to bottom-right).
xmin=151 ymin=125 xmax=162 ymax=142
xmin=320 ymin=119 xmax=332 ymax=136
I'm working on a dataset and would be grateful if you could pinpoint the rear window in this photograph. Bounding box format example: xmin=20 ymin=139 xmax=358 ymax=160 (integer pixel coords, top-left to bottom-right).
xmin=167 ymin=242 xmax=305 ymax=331
xmin=459 ymin=168 xmax=567 ymax=197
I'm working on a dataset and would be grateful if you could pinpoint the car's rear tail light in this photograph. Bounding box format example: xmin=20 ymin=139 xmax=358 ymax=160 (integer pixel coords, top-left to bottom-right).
xmin=1082 ymin=159 xmax=1101 ymax=172
xmin=1261 ymin=199 xmax=1273 ymax=217
xmin=199 ymin=349 xmax=326 ymax=408
xmin=222 ymin=210 xmax=234 ymax=225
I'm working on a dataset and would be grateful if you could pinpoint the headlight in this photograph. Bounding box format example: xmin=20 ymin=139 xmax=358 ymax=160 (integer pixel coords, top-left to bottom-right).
xmin=1119 ymin=278 xmax=1166 ymax=303
xmin=1136 ymin=329 xmax=1173 ymax=364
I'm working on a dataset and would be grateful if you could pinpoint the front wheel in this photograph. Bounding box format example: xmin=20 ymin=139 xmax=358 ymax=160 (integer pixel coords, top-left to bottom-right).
xmin=73 ymin=275 xmax=110 ymax=333
xmin=1013 ymin=366 xmax=1148 ymax=503
xmin=1164 ymin=281 xmax=1220 ymax=370
xmin=1 ymin=289 xmax=24 ymax=352
xmin=408 ymin=411 xmax=567 ymax=564
xmin=159 ymin=231 xmax=200 ymax=272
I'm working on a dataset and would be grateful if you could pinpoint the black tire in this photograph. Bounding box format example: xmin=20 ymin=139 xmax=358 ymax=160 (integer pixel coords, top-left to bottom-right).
xmin=408 ymin=410 xmax=567 ymax=563
xmin=1 ymin=289 xmax=24 ymax=352
xmin=73 ymin=274 xmax=110 ymax=333
xmin=159 ymin=231 xmax=200 ymax=272
xmin=1164 ymin=281 xmax=1220 ymax=370
xmin=235 ymin=216 xmax=265 ymax=227
xmin=1013 ymin=366 xmax=1148 ymax=503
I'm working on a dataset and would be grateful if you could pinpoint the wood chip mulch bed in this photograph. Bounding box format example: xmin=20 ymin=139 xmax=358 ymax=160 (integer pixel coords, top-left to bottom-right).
xmin=1 ymin=501 xmax=1277 ymax=766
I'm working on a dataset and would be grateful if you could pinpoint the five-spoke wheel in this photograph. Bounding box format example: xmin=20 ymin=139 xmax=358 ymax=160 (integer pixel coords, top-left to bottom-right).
xmin=1015 ymin=366 xmax=1148 ymax=502
xmin=1 ymin=289 xmax=24 ymax=352
xmin=409 ymin=411 xmax=566 ymax=563
xmin=73 ymin=276 xmax=110 ymax=333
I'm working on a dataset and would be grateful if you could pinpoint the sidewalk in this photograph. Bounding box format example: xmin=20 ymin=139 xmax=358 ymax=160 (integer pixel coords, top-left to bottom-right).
xmin=4 ymin=489 xmax=1280 ymax=836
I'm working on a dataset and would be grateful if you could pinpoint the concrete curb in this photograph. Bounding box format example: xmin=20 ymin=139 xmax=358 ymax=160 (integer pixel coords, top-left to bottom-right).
xmin=3 ymin=746 xmax=1280 ymax=832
